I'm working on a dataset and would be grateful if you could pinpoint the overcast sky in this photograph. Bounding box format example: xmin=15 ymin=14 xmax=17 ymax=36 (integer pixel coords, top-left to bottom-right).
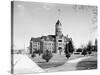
xmin=13 ymin=1 xmax=97 ymax=49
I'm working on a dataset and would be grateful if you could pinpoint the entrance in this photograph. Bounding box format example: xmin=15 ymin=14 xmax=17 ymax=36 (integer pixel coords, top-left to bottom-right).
xmin=58 ymin=47 xmax=62 ymax=55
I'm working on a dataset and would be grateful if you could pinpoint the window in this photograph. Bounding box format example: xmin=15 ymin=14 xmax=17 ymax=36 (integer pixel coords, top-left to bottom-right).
xmin=58 ymin=40 xmax=62 ymax=42
xmin=58 ymin=47 xmax=62 ymax=50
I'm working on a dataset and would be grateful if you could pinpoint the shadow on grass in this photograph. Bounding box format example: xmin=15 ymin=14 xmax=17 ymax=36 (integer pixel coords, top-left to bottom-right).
xmin=37 ymin=61 xmax=65 ymax=69
xmin=76 ymin=60 xmax=97 ymax=70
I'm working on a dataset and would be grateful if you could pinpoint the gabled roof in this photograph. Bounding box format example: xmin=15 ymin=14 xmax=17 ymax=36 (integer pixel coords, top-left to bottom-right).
xmin=30 ymin=37 xmax=41 ymax=42
xmin=48 ymin=35 xmax=55 ymax=38
xmin=41 ymin=35 xmax=55 ymax=41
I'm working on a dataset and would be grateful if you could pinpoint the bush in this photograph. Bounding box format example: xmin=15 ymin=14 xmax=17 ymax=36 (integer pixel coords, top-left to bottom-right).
xmin=81 ymin=50 xmax=87 ymax=56
xmin=88 ymin=51 xmax=92 ymax=55
xmin=31 ymin=53 xmax=36 ymax=58
xmin=42 ymin=50 xmax=53 ymax=62
xmin=76 ymin=48 xmax=82 ymax=52
xmin=66 ymin=53 xmax=71 ymax=59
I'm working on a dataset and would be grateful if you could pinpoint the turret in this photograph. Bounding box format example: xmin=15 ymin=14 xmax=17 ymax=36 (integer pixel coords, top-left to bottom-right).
xmin=55 ymin=20 xmax=62 ymax=36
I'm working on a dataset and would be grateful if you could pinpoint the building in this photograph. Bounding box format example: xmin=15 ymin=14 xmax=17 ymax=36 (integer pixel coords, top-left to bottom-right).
xmin=30 ymin=37 xmax=42 ymax=54
xmin=41 ymin=35 xmax=55 ymax=53
xmin=55 ymin=20 xmax=70 ymax=54
xmin=30 ymin=19 xmax=71 ymax=55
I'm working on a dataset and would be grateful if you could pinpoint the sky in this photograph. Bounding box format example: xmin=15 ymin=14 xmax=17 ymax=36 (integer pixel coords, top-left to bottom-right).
xmin=13 ymin=1 xmax=98 ymax=49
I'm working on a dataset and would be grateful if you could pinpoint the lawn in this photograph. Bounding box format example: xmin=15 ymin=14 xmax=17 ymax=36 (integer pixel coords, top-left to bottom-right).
xmin=30 ymin=54 xmax=84 ymax=69
xmin=76 ymin=56 xmax=97 ymax=70
xmin=37 ymin=62 xmax=65 ymax=69
xmin=29 ymin=53 xmax=97 ymax=70
xmin=29 ymin=54 xmax=67 ymax=69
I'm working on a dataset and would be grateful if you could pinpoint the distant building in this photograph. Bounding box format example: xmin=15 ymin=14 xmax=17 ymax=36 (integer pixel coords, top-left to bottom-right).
xmin=30 ymin=19 xmax=71 ymax=55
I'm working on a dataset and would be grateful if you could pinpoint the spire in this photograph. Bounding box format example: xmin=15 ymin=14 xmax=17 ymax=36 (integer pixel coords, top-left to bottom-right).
xmin=55 ymin=8 xmax=62 ymax=36
xmin=56 ymin=19 xmax=60 ymax=24
xmin=56 ymin=19 xmax=61 ymax=25
xmin=56 ymin=9 xmax=61 ymax=25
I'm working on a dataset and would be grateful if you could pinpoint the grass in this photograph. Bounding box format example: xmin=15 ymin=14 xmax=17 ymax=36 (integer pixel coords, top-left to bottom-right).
xmin=28 ymin=53 xmax=97 ymax=70
xmin=37 ymin=62 xmax=65 ymax=69
xmin=76 ymin=59 xmax=97 ymax=70
xmin=29 ymin=54 xmax=67 ymax=69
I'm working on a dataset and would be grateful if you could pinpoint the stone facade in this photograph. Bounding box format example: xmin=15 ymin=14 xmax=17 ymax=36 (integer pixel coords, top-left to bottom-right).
xmin=30 ymin=37 xmax=42 ymax=54
xmin=30 ymin=20 xmax=71 ymax=54
xmin=41 ymin=36 xmax=55 ymax=53
xmin=55 ymin=20 xmax=69 ymax=54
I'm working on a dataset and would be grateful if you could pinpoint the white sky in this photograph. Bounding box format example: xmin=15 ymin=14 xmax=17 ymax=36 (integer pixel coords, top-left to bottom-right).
xmin=13 ymin=1 xmax=97 ymax=49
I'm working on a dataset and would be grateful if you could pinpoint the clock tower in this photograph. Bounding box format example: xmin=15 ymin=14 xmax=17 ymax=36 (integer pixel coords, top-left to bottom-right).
xmin=55 ymin=20 xmax=62 ymax=37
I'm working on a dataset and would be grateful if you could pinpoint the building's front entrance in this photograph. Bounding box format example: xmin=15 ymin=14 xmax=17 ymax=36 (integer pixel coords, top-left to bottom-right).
xmin=58 ymin=47 xmax=62 ymax=55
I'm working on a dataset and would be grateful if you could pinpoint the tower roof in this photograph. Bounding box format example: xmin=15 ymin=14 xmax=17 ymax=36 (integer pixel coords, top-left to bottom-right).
xmin=56 ymin=19 xmax=61 ymax=25
xmin=56 ymin=20 xmax=60 ymax=24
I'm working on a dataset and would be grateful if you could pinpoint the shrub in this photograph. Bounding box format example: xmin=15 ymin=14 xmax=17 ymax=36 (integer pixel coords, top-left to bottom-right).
xmin=66 ymin=53 xmax=71 ymax=59
xmin=31 ymin=53 xmax=36 ymax=58
xmin=68 ymin=40 xmax=74 ymax=54
xmin=88 ymin=51 xmax=92 ymax=55
xmin=81 ymin=50 xmax=87 ymax=56
xmin=42 ymin=50 xmax=53 ymax=62
xmin=76 ymin=48 xmax=83 ymax=52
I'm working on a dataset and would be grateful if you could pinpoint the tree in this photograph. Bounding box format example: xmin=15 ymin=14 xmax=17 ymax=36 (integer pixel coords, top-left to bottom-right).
xmin=65 ymin=43 xmax=68 ymax=54
xmin=67 ymin=39 xmax=74 ymax=54
xmin=81 ymin=49 xmax=87 ymax=56
xmin=65 ymin=43 xmax=71 ymax=59
xmin=42 ymin=50 xmax=53 ymax=62
xmin=87 ymin=41 xmax=92 ymax=55
xmin=94 ymin=39 xmax=97 ymax=52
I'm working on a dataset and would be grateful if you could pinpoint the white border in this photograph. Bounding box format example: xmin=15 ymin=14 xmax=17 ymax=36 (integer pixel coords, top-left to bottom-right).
xmin=0 ymin=0 xmax=100 ymax=75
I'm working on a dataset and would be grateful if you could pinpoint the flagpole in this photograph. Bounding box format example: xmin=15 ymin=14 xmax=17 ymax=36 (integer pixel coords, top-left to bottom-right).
xmin=58 ymin=9 xmax=61 ymax=20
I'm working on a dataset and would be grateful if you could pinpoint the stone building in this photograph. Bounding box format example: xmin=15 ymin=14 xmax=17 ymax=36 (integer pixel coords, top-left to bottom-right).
xmin=55 ymin=20 xmax=69 ymax=54
xmin=30 ymin=19 xmax=71 ymax=55
xmin=30 ymin=37 xmax=42 ymax=54
xmin=41 ymin=35 xmax=55 ymax=53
